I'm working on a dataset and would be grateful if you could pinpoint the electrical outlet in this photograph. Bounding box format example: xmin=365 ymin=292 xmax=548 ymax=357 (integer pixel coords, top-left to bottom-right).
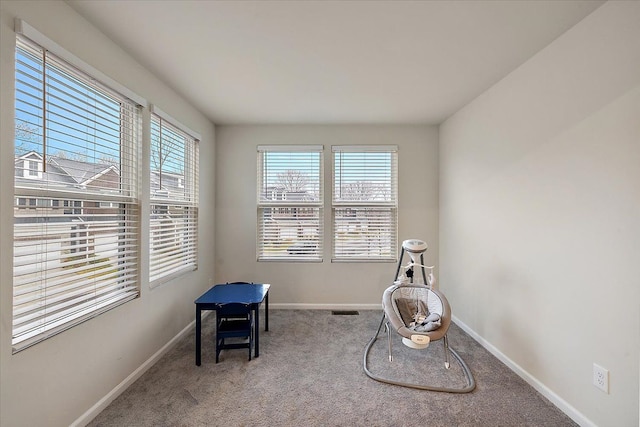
xmin=593 ymin=363 xmax=609 ymax=393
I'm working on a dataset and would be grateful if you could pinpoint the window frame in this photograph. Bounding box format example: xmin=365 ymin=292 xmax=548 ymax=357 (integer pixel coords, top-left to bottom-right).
xmin=12 ymin=30 xmax=143 ymax=353
xmin=331 ymin=145 xmax=398 ymax=262
xmin=148 ymin=105 xmax=200 ymax=286
xmin=256 ymin=145 xmax=324 ymax=262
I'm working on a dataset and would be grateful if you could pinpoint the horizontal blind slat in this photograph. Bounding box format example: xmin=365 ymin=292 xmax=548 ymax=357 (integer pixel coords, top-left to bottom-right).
xmin=257 ymin=147 xmax=324 ymax=261
xmin=333 ymin=148 xmax=398 ymax=260
xmin=12 ymin=35 xmax=140 ymax=352
xmin=149 ymin=114 xmax=198 ymax=284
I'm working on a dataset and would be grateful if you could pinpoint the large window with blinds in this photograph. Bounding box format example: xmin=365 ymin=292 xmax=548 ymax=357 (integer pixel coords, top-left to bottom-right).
xmin=12 ymin=36 xmax=141 ymax=352
xmin=257 ymin=145 xmax=323 ymax=261
xmin=149 ymin=109 xmax=199 ymax=284
xmin=332 ymin=146 xmax=398 ymax=261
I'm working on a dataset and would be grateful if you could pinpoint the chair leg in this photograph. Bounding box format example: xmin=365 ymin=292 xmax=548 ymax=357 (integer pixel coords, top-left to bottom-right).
xmin=443 ymin=334 xmax=451 ymax=369
xmin=385 ymin=321 xmax=393 ymax=362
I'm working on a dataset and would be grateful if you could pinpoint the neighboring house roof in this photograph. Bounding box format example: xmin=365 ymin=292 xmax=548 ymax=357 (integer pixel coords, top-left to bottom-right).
xmin=16 ymin=151 xmax=42 ymax=162
xmin=49 ymin=157 xmax=118 ymax=186
xmin=15 ymin=151 xmax=118 ymax=187
xmin=15 ymin=151 xmax=188 ymax=200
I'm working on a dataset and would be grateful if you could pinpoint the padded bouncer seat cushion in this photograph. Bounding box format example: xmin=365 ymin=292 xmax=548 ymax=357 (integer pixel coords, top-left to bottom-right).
xmin=383 ymin=285 xmax=451 ymax=348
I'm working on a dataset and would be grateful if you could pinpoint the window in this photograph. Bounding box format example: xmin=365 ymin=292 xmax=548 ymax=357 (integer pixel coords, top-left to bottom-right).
xmin=332 ymin=146 xmax=398 ymax=261
xmin=12 ymin=34 xmax=141 ymax=352
xmin=149 ymin=107 xmax=199 ymax=284
xmin=257 ymin=145 xmax=323 ymax=261
xmin=27 ymin=159 xmax=41 ymax=177
xmin=16 ymin=154 xmax=43 ymax=179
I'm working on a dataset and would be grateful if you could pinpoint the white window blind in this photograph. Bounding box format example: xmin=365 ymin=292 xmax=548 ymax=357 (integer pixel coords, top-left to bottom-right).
xmin=332 ymin=146 xmax=398 ymax=261
xmin=257 ymin=145 xmax=323 ymax=261
xmin=13 ymin=36 xmax=141 ymax=352
xmin=149 ymin=111 xmax=199 ymax=284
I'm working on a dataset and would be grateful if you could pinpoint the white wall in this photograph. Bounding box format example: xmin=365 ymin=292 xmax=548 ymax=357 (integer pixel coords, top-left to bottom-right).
xmin=439 ymin=2 xmax=639 ymax=426
xmin=215 ymin=125 xmax=438 ymax=306
xmin=0 ymin=2 xmax=215 ymax=426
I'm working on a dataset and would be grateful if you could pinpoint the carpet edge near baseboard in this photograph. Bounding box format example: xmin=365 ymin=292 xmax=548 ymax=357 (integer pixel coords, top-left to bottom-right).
xmin=271 ymin=303 xmax=381 ymax=310
xmin=450 ymin=314 xmax=595 ymax=427
xmin=70 ymin=312 xmax=211 ymax=427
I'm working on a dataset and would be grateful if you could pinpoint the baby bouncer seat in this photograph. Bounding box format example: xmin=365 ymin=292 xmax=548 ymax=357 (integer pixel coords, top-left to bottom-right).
xmin=363 ymin=239 xmax=475 ymax=393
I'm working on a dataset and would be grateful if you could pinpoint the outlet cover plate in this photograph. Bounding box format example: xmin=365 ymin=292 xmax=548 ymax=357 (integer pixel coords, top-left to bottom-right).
xmin=593 ymin=363 xmax=609 ymax=393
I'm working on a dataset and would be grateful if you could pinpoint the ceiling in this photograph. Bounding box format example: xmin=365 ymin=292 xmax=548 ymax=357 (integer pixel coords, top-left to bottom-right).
xmin=66 ymin=0 xmax=603 ymax=125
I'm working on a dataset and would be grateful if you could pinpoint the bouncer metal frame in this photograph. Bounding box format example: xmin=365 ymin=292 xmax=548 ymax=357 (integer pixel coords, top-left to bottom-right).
xmin=363 ymin=240 xmax=476 ymax=393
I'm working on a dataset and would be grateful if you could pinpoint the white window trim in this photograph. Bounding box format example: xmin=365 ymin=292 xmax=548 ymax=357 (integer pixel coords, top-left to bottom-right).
xmin=15 ymin=18 xmax=147 ymax=108
xmin=331 ymin=145 xmax=398 ymax=262
xmin=12 ymin=27 xmax=142 ymax=352
xmin=24 ymin=159 xmax=43 ymax=179
xmin=150 ymin=104 xmax=201 ymax=141
xmin=148 ymin=108 xmax=200 ymax=286
xmin=256 ymin=145 xmax=324 ymax=262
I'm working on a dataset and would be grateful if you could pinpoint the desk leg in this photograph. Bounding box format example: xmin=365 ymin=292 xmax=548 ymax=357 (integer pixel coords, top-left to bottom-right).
xmin=265 ymin=293 xmax=269 ymax=331
xmin=254 ymin=305 xmax=260 ymax=357
xmin=195 ymin=306 xmax=202 ymax=366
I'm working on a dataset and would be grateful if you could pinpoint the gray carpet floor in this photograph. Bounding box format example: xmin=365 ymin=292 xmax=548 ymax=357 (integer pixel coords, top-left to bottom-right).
xmin=88 ymin=309 xmax=577 ymax=427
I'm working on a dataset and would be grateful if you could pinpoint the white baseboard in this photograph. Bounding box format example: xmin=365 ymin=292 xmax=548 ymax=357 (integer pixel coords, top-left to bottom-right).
xmin=271 ymin=303 xmax=381 ymax=310
xmin=451 ymin=315 xmax=595 ymax=427
xmin=70 ymin=314 xmax=209 ymax=427
xmin=74 ymin=308 xmax=591 ymax=427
